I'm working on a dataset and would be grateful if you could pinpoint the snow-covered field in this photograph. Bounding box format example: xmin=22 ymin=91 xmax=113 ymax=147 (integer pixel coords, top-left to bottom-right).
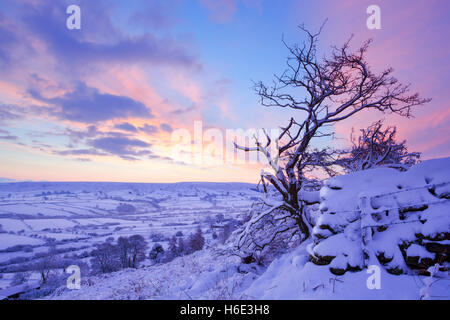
xmin=0 ymin=182 xmax=258 ymax=294
xmin=0 ymin=159 xmax=448 ymax=300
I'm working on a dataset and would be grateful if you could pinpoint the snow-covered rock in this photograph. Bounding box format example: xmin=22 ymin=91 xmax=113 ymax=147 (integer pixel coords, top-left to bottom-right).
xmin=311 ymin=158 xmax=450 ymax=275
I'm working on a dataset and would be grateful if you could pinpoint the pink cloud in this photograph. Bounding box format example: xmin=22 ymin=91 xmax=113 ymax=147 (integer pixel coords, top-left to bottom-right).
xmin=313 ymin=0 xmax=450 ymax=159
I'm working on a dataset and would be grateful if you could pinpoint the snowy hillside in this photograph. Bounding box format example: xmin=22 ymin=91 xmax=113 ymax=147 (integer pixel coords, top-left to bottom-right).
xmin=0 ymin=182 xmax=259 ymax=296
xmin=48 ymin=158 xmax=449 ymax=300
xmin=46 ymin=240 xmax=448 ymax=300
xmin=0 ymin=159 xmax=448 ymax=300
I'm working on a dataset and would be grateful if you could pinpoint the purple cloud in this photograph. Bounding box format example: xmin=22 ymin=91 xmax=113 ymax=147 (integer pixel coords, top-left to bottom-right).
xmin=88 ymin=136 xmax=152 ymax=160
xmin=139 ymin=124 xmax=159 ymax=135
xmin=64 ymin=125 xmax=100 ymax=142
xmin=0 ymin=12 xmax=21 ymax=69
xmin=55 ymin=148 xmax=106 ymax=156
xmin=13 ymin=0 xmax=197 ymax=69
xmin=0 ymin=107 xmax=20 ymax=123
xmin=28 ymin=82 xmax=153 ymax=123
xmin=160 ymin=123 xmax=173 ymax=133
xmin=114 ymin=122 xmax=138 ymax=133
xmin=0 ymin=128 xmax=17 ymax=140
xmin=0 ymin=134 xmax=18 ymax=140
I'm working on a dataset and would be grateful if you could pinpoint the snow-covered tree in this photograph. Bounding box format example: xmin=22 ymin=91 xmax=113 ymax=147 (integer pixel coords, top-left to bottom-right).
xmin=235 ymin=23 xmax=429 ymax=256
xmin=149 ymin=243 xmax=164 ymax=262
xmin=168 ymin=235 xmax=178 ymax=254
xmin=177 ymin=237 xmax=186 ymax=256
xmin=219 ymin=223 xmax=233 ymax=244
xmin=32 ymin=248 xmax=58 ymax=284
xmin=175 ymin=231 xmax=183 ymax=237
xmin=117 ymin=236 xmax=131 ymax=268
xmin=128 ymin=235 xmax=148 ymax=268
xmin=188 ymin=228 xmax=205 ymax=253
xmin=90 ymin=242 xmax=121 ymax=274
xmin=161 ymin=235 xmax=180 ymax=262
xmin=336 ymin=121 xmax=420 ymax=172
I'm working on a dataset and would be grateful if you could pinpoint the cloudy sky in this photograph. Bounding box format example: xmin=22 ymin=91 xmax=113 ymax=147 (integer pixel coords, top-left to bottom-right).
xmin=0 ymin=0 xmax=448 ymax=182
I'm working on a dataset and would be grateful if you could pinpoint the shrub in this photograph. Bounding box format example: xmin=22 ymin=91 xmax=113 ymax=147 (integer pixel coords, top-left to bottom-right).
xmin=187 ymin=228 xmax=205 ymax=253
xmin=118 ymin=235 xmax=148 ymax=269
xmin=149 ymin=243 xmax=164 ymax=262
xmin=90 ymin=242 xmax=121 ymax=274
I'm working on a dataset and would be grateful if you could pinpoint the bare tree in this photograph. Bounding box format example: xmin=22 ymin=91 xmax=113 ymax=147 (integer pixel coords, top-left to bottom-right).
xmin=90 ymin=242 xmax=120 ymax=274
xmin=177 ymin=237 xmax=186 ymax=256
xmin=128 ymin=235 xmax=148 ymax=268
xmin=235 ymin=24 xmax=430 ymax=251
xmin=168 ymin=235 xmax=178 ymax=255
xmin=219 ymin=223 xmax=233 ymax=244
xmin=33 ymin=255 xmax=55 ymax=284
xmin=188 ymin=227 xmax=205 ymax=253
xmin=117 ymin=236 xmax=131 ymax=268
xmin=149 ymin=243 xmax=164 ymax=262
xmin=336 ymin=120 xmax=420 ymax=172
xmin=117 ymin=235 xmax=148 ymax=269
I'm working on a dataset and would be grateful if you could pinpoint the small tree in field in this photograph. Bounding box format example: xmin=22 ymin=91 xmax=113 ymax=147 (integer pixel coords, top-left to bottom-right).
xmin=219 ymin=223 xmax=233 ymax=244
xmin=117 ymin=235 xmax=148 ymax=268
xmin=32 ymin=249 xmax=57 ymax=284
xmin=188 ymin=228 xmax=205 ymax=253
xmin=168 ymin=235 xmax=178 ymax=254
xmin=149 ymin=243 xmax=164 ymax=262
xmin=336 ymin=120 xmax=420 ymax=172
xmin=235 ymin=23 xmax=430 ymax=254
xmin=90 ymin=242 xmax=120 ymax=274
xmin=117 ymin=236 xmax=130 ymax=268
xmin=177 ymin=237 xmax=186 ymax=256
xmin=128 ymin=235 xmax=148 ymax=268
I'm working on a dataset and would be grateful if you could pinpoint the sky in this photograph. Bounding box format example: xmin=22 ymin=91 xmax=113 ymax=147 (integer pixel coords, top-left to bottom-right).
xmin=0 ymin=0 xmax=448 ymax=183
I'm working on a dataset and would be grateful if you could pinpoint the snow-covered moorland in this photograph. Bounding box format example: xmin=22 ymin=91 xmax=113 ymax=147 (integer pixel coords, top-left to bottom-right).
xmin=0 ymin=182 xmax=259 ymax=298
xmin=53 ymin=158 xmax=450 ymax=300
xmin=0 ymin=159 xmax=449 ymax=300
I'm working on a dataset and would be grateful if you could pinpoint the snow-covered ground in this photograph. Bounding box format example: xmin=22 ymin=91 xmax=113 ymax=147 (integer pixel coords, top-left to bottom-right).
xmin=0 ymin=234 xmax=45 ymax=250
xmin=0 ymin=159 xmax=449 ymax=300
xmin=0 ymin=182 xmax=258 ymax=292
xmin=48 ymin=241 xmax=448 ymax=300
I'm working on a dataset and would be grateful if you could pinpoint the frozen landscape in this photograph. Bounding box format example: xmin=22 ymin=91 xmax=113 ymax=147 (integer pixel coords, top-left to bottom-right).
xmin=0 ymin=182 xmax=259 ymax=298
xmin=1 ymin=1 xmax=449 ymax=303
xmin=0 ymin=159 xmax=448 ymax=300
